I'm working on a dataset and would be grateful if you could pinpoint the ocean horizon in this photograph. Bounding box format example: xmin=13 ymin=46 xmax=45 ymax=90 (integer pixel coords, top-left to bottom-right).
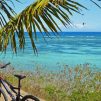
xmin=0 ymin=32 xmax=101 ymax=71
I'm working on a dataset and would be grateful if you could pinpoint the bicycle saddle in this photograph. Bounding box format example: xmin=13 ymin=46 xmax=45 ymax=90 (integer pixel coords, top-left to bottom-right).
xmin=14 ymin=74 xmax=26 ymax=80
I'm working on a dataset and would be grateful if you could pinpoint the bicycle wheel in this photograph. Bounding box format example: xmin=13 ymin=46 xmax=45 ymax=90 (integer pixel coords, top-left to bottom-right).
xmin=21 ymin=95 xmax=40 ymax=101
xmin=0 ymin=88 xmax=8 ymax=101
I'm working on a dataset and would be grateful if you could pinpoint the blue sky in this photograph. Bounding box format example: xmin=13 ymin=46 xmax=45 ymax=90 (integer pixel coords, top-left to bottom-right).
xmin=11 ymin=0 xmax=101 ymax=32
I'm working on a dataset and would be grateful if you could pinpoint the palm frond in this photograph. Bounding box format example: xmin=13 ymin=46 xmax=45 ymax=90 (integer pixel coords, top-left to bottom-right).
xmin=0 ymin=0 xmax=86 ymax=53
xmin=90 ymin=0 xmax=101 ymax=8
xmin=0 ymin=0 xmax=19 ymax=27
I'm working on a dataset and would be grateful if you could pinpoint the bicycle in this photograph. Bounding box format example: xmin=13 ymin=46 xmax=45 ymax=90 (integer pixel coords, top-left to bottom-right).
xmin=0 ymin=62 xmax=40 ymax=101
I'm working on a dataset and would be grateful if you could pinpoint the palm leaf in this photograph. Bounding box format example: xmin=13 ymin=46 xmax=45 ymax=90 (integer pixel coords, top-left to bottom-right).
xmin=0 ymin=0 xmax=19 ymax=28
xmin=90 ymin=0 xmax=101 ymax=8
xmin=0 ymin=0 xmax=86 ymax=53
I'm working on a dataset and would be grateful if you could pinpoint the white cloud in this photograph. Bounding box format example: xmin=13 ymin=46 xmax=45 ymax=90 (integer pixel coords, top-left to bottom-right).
xmin=75 ymin=24 xmax=84 ymax=29
xmin=72 ymin=23 xmax=86 ymax=29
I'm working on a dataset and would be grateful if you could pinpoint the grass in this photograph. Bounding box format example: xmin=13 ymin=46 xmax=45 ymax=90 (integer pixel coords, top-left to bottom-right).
xmin=0 ymin=63 xmax=101 ymax=101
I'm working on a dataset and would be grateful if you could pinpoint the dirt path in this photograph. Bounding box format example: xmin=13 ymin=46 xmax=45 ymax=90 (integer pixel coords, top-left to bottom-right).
xmin=0 ymin=86 xmax=45 ymax=101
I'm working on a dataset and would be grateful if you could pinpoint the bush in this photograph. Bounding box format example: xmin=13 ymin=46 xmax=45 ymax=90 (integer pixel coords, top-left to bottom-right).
xmin=0 ymin=64 xmax=101 ymax=101
xmin=70 ymin=91 xmax=101 ymax=101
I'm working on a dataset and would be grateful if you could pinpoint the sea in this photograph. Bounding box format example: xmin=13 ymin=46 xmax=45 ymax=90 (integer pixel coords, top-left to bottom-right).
xmin=0 ymin=32 xmax=101 ymax=71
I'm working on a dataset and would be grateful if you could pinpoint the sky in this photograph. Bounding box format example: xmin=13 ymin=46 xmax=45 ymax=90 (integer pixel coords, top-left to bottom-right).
xmin=10 ymin=0 xmax=101 ymax=32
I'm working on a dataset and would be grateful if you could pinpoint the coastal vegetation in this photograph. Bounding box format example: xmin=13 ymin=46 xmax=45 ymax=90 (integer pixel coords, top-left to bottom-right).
xmin=1 ymin=64 xmax=101 ymax=101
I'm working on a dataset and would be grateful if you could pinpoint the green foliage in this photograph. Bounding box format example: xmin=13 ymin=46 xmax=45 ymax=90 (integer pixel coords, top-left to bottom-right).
xmin=70 ymin=91 xmax=101 ymax=101
xmin=45 ymin=85 xmax=69 ymax=101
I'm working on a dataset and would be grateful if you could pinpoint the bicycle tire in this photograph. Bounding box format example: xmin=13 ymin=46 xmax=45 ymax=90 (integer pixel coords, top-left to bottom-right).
xmin=0 ymin=87 xmax=8 ymax=101
xmin=21 ymin=95 xmax=40 ymax=101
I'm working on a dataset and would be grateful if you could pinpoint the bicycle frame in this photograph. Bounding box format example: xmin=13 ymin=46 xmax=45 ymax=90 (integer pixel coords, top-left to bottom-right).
xmin=0 ymin=77 xmax=23 ymax=101
xmin=0 ymin=63 xmax=40 ymax=101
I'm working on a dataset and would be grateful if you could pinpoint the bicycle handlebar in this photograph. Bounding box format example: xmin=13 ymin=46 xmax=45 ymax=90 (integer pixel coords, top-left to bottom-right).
xmin=0 ymin=62 xmax=11 ymax=69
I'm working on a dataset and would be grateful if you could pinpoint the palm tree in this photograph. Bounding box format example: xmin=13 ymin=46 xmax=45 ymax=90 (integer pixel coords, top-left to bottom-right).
xmin=0 ymin=0 xmax=86 ymax=53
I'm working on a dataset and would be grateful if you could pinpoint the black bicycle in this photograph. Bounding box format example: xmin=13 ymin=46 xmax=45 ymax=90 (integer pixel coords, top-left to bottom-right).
xmin=0 ymin=62 xmax=40 ymax=101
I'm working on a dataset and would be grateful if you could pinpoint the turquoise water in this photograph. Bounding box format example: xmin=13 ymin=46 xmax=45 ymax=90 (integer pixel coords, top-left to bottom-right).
xmin=0 ymin=32 xmax=101 ymax=71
